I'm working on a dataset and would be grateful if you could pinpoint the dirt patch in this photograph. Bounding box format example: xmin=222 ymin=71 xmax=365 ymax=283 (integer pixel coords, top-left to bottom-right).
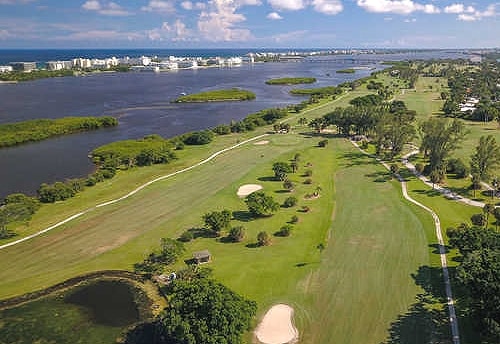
xmin=237 ymin=184 xmax=263 ymax=197
xmin=255 ymin=304 xmax=298 ymax=344
xmin=254 ymin=140 xmax=270 ymax=145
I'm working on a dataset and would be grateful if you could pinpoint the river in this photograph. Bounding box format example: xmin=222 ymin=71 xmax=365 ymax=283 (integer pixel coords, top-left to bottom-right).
xmin=0 ymin=51 xmax=466 ymax=198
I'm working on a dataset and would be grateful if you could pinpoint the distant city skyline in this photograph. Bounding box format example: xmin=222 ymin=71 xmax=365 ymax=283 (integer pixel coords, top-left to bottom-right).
xmin=0 ymin=0 xmax=498 ymax=49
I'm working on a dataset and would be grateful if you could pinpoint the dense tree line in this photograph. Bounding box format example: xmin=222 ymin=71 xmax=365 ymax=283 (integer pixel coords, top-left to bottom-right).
xmin=447 ymin=224 xmax=500 ymax=341
xmin=0 ymin=69 xmax=74 ymax=82
xmin=173 ymin=89 xmax=256 ymax=102
xmin=0 ymin=116 xmax=118 ymax=148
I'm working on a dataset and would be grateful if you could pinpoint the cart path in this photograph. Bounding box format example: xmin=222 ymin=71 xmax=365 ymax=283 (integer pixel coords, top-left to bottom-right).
xmin=351 ymin=141 xmax=460 ymax=344
xmin=0 ymin=133 xmax=269 ymax=250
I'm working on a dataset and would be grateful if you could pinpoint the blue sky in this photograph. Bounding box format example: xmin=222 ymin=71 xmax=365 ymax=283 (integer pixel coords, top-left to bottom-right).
xmin=0 ymin=0 xmax=498 ymax=48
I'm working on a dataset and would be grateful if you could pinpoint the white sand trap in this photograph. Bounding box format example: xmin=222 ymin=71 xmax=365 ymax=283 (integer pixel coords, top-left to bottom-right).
xmin=254 ymin=140 xmax=270 ymax=145
xmin=237 ymin=184 xmax=263 ymax=197
xmin=255 ymin=304 xmax=298 ymax=344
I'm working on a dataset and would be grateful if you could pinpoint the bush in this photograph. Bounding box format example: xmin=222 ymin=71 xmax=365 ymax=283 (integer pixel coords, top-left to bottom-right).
xmin=318 ymin=139 xmax=329 ymax=147
xmin=283 ymin=196 xmax=298 ymax=208
xmin=471 ymin=213 xmax=486 ymax=227
xmin=257 ymin=231 xmax=271 ymax=246
xmin=276 ymin=224 xmax=293 ymax=237
xmin=304 ymin=178 xmax=313 ymax=184
xmin=304 ymin=169 xmax=313 ymax=177
xmin=447 ymin=158 xmax=469 ymax=179
xmin=183 ymin=130 xmax=214 ymax=145
xmin=179 ymin=231 xmax=194 ymax=242
xmin=228 ymin=226 xmax=245 ymax=242
xmin=290 ymin=215 xmax=299 ymax=224
xmin=301 ymin=205 xmax=311 ymax=213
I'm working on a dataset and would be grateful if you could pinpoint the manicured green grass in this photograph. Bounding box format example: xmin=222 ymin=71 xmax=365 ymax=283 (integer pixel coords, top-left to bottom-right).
xmin=173 ymin=88 xmax=256 ymax=102
xmin=266 ymin=77 xmax=316 ymax=85
xmin=0 ymin=76 xmax=465 ymax=343
xmin=395 ymin=76 xmax=447 ymax=118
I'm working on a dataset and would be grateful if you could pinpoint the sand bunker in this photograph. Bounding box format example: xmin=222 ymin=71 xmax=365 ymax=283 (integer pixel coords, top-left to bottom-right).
xmin=254 ymin=140 xmax=270 ymax=145
xmin=255 ymin=304 xmax=298 ymax=344
xmin=237 ymin=184 xmax=263 ymax=197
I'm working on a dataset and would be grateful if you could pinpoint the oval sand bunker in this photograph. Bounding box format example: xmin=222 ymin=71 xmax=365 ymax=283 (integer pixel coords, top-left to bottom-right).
xmin=255 ymin=304 xmax=298 ymax=344
xmin=254 ymin=140 xmax=270 ymax=145
xmin=237 ymin=184 xmax=263 ymax=197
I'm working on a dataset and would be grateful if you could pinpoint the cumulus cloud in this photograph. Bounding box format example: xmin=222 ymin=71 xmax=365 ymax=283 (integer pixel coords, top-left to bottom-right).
xmin=267 ymin=11 xmax=283 ymax=19
xmin=0 ymin=29 xmax=12 ymax=39
xmin=197 ymin=0 xmax=253 ymax=41
xmin=148 ymin=19 xmax=192 ymax=41
xmin=141 ymin=0 xmax=175 ymax=13
xmin=267 ymin=0 xmax=305 ymax=11
xmin=444 ymin=3 xmax=475 ymax=14
xmin=404 ymin=17 xmax=416 ymax=22
xmin=181 ymin=1 xmax=193 ymax=9
xmin=312 ymin=0 xmax=343 ymax=15
xmin=82 ymin=1 xmax=131 ymax=16
xmin=357 ymin=0 xmax=440 ymax=15
xmin=456 ymin=4 xmax=498 ymax=21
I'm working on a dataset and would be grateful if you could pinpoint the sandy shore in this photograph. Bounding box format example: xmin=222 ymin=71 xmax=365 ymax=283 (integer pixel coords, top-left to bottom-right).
xmin=255 ymin=304 xmax=298 ymax=344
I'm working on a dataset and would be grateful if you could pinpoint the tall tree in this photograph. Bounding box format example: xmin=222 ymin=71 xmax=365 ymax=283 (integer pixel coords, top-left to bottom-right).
xmin=420 ymin=118 xmax=467 ymax=173
xmin=203 ymin=210 xmax=232 ymax=235
xmin=245 ymin=191 xmax=279 ymax=217
xmin=272 ymin=162 xmax=292 ymax=181
xmin=470 ymin=135 xmax=500 ymax=182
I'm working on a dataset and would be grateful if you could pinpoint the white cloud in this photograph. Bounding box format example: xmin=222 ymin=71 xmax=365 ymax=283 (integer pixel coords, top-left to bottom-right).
xmin=270 ymin=30 xmax=308 ymax=43
xmin=267 ymin=11 xmax=283 ymax=19
xmin=404 ymin=17 xmax=416 ymax=22
xmin=197 ymin=0 xmax=253 ymax=41
xmin=82 ymin=0 xmax=100 ymax=10
xmin=357 ymin=0 xmax=440 ymax=15
xmin=181 ymin=1 xmax=193 ymax=10
xmin=267 ymin=0 xmax=305 ymax=11
xmin=0 ymin=29 xmax=12 ymax=39
xmin=236 ymin=0 xmax=262 ymax=5
xmin=141 ymin=0 xmax=175 ymax=13
xmin=444 ymin=3 xmax=475 ymax=14
xmin=148 ymin=19 xmax=192 ymax=41
xmin=312 ymin=0 xmax=343 ymax=15
xmin=82 ymin=1 xmax=131 ymax=16
xmin=456 ymin=4 xmax=498 ymax=21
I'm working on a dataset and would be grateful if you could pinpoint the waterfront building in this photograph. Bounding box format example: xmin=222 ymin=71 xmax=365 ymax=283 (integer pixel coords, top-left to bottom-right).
xmin=72 ymin=58 xmax=92 ymax=69
xmin=9 ymin=62 xmax=37 ymax=72
xmin=47 ymin=60 xmax=72 ymax=71
xmin=0 ymin=65 xmax=13 ymax=73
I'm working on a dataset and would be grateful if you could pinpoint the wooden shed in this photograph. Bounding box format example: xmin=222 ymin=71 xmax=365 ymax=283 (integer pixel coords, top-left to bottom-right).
xmin=193 ymin=250 xmax=211 ymax=264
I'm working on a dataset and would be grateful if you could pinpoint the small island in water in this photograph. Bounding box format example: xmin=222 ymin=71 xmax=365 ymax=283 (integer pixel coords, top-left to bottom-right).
xmin=336 ymin=68 xmax=356 ymax=74
xmin=265 ymin=77 xmax=316 ymax=85
xmin=173 ymin=88 xmax=256 ymax=103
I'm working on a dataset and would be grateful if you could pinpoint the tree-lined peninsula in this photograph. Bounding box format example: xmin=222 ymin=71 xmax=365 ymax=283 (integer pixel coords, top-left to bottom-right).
xmin=0 ymin=116 xmax=118 ymax=148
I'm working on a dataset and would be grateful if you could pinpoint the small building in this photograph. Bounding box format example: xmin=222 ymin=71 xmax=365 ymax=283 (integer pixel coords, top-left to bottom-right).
xmin=0 ymin=65 xmax=13 ymax=73
xmin=193 ymin=250 xmax=211 ymax=264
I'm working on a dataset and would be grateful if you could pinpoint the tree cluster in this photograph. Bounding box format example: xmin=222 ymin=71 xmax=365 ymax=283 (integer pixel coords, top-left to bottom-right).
xmin=447 ymin=224 xmax=500 ymax=340
xmin=0 ymin=194 xmax=40 ymax=238
xmin=133 ymin=238 xmax=185 ymax=275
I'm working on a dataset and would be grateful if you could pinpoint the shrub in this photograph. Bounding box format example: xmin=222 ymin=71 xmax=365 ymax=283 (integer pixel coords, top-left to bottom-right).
xmin=283 ymin=180 xmax=294 ymax=191
xmin=301 ymin=205 xmax=311 ymax=213
xmin=228 ymin=226 xmax=245 ymax=242
xmin=304 ymin=178 xmax=313 ymax=184
xmin=290 ymin=215 xmax=299 ymax=224
xmin=276 ymin=224 xmax=293 ymax=237
xmin=283 ymin=196 xmax=298 ymax=208
xmin=447 ymin=158 xmax=469 ymax=179
xmin=415 ymin=163 xmax=425 ymax=174
xmin=179 ymin=231 xmax=194 ymax=242
xmin=257 ymin=231 xmax=271 ymax=246
xmin=471 ymin=213 xmax=486 ymax=227
xmin=304 ymin=169 xmax=313 ymax=177
xmin=183 ymin=130 xmax=214 ymax=145
xmin=318 ymin=139 xmax=329 ymax=147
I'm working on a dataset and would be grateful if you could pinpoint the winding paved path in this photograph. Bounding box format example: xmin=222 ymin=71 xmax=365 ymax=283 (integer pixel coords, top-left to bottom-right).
xmin=0 ymin=133 xmax=269 ymax=250
xmin=351 ymin=141 xmax=460 ymax=344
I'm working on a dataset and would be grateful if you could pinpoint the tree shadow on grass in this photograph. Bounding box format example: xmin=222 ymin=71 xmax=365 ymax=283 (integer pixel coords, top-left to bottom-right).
xmin=341 ymin=151 xmax=378 ymax=168
xmin=382 ymin=266 xmax=453 ymax=344
xmin=257 ymin=176 xmax=277 ymax=182
xmin=365 ymin=171 xmax=392 ymax=183
xmin=413 ymin=189 xmax=442 ymax=197
xmin=429 ymin=243 xmax=451 ymax=255
xmin=245 ymin=242 xmax=260 ymax=248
